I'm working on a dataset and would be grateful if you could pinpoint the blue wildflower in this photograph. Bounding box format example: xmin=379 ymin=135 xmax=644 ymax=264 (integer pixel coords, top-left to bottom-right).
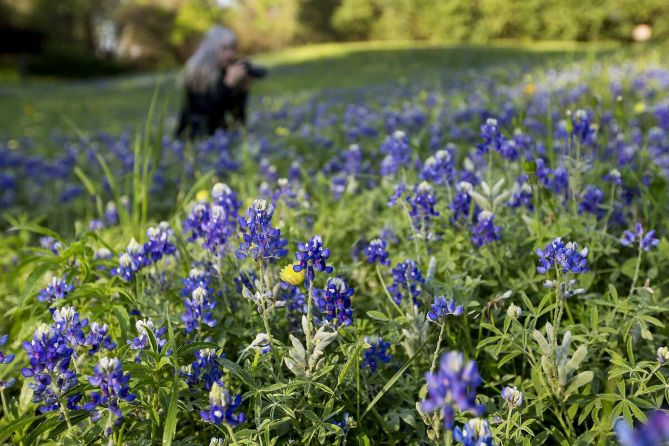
xmin=182 ymin=348 xmax=224 ymax=391
xmin=182 ymin=265 xmax=215 ymax=298
xmin=450 ymin=182 xmax=475 ymax=225
xmin=453 ymin=418 xmax=494 ymax=446
xmin=181 ymin=286 xmax=217 ymax=333
xmin=128 ymin=319 xmax=168 ymax=354
xmin=144 ymin=221 xmax=176 ymax=262
xmin=388 ymin=259 xmax=424 ymax=305
xmin=470 ymin=211 xmax=501 ymax=248
xmin=365 ymin=238 xmax=390 ymax=266
xmin=84 ymin=357 xmax=136 ymax=435
xmin=39 ymin=236 xmax=62 ymax=255
xmin=380 ymin=130 xmax=412 ymax=176
xmin=427 ymin=297 xmax=464 ymax=322
xmin=294 ymin=235 xmax=334 ymax=282
xmin=52 ymin=306 xmax=88 ymax=347
xmin=38 ymin=277 xmax=74 ymax=303
xmin=615 ymin=410 xmax=669 ymax=446
xmin=237 ymin=199 xmax=288 ymax=262
xmin=200 ymin=382 xmax=246 ymax=426
xmin=85 ymin=322 xmax=116 ymax=355
xmin=408 ymin=182 xmax=440 ymax=237
xmin=112 ymin=238 xmax=149 ymax=281
xmin=536 ymin=238 xmax=589 ymax=274
xmin=421 ymin=149 xmax=455 ymax=185
xmin=422 ymin=351 xmax=484 ymax=430
xmin=0 ymin=334 xmax=15 ymax=364
xmin=21 ymin=323 xmax=81 ymax=413
xmin=388 ymin=182 xmax=407 ymax=207
xmin=621 ymin=223 xmax=660 ymax=252
xmin=578 ymin=185 xmax=605 ymax=219
xmin=362 ymin=337 xmax=392 ymax=372
xmin=501 ymin=386 xmax=523 ymax=409
xmin=477 ymin=118 xmax=505 ymax=154
xmin=315 ymin=277 xmax=354 ymax=327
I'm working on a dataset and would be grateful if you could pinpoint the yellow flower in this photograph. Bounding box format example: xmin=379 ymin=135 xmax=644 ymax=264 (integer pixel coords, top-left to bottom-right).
xmin=280 ymin=263 xmax=305 ymax=286
xmin=196 ymin=189 xmax=209 ymax=202
xmin=634 ymin=102 xmax=646 ymax=114
xmin=275 ymin=127 xmax=290 ymax=136
xmin=523 ymin=83 xmax=536 ymax=96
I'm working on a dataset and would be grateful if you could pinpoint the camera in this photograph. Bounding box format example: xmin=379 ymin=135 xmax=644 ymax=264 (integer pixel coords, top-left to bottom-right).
xmin=240 ymin=60 xmax=268 ymax=79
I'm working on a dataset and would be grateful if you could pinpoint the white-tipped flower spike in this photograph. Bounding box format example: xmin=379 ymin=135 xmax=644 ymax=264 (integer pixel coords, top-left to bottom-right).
xmin=501 ymin=386 xmax=524 ymax=409
xmin=507 ymin=303 xmax=522 ymax=319
xmin=657 ymin=346 xmax=669 ymax=364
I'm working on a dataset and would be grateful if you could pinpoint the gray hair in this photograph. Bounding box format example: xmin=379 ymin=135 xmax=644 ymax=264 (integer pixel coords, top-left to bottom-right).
xmin=183 ymin=26 xmax=237 ymax=93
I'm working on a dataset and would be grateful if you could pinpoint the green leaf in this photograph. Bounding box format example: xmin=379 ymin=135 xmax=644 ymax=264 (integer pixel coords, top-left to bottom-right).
xmin=162 ymin=373 xmax=180 ymax=446
xmin=361 ymin=336 xmax=430 ymax=420
xmin=366 ymin=311 xmax=389 ymax=321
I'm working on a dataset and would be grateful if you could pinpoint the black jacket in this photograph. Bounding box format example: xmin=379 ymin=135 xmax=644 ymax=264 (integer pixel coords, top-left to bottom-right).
xmin=176 ymin=71 xmax=248 ymax=139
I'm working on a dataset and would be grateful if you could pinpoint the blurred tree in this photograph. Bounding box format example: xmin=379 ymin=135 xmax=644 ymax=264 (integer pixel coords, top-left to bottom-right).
xmin=295 ymin=0 xmax=341 ymax=43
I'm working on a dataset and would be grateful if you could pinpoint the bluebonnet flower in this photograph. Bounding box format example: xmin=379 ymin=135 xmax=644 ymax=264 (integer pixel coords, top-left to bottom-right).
xmin=578 ymin=185 xmax=605 ymax=219
xmin=211 ymin=182 xmax=241 ymax=219
xmin=237 ymin=199 xmax=288 ymax=262
xmin=470 ymin=211 xmax=501 ymax=248
xmin=615 ymin=410 xmax=669 ymax=446
xmin=450 ymin=182 xmax=475 ymax=224
xmin=39 ymin=236 xmax=62 ymax=255
xmin=361 ymin=337 xmax=392 ymax=372
xmin=507 ymin=175 xmax=534 ymax=210
xmin=501 ymin=386 xmax=523 ymax=409
xmin=365 ymin=238 xmax=390 ymax=266
xmin=331 ymin=412 xmax=352 ymax=432
xmin=536 ymin=238 xmax=589 ymax=274
xmin=499 ymin=138 xmax=520 ymax=161
xmin=453 ymin=418 xmax=494 ymax=446
xmin=570 ymin=109 xmax=597 ymax=146
xmin=506 ymin=303 xmax=522 ymax=319
xmin=84 ymin=357 xmax=136 ymax=435
xmin=604 ymin=169 xmax=623 ymax=186
xmin=315 ymin=278 xmax=354 ymax=327
xmin=477 ymin=118 xmax=505 ymax=154
xmin=294 ymin=235 xmax=334 ymax=282
xmin=408 ymin=182 xmax=440 ymax=237
xmin=387 ymin=182 xmax=406 ymax=207
xmin=388 ymin=259 xmax=424 ymax=305
xmin=421 ymin=149 xmax=455 ymax=185
xmin=112 ymin=238 xmax=150 ymax=281
xmin=0 ymin=334 xmax=15 ymax=364
xmin=200 ymin=382 xmax=246 ymax=426
xmin=182 ymin=348 xmax=224 ymax=391
xmin=85 ymin=322 xmax=116 ymax=355
xmin=128 ymin=319 xmax=168 ymax=354
xmin=182 ymin=265 xmax=215 ymax=297
xmin=105 ymin=201 xmax=119 ymax=226
xmin=38 ymin=277 xmax=73 ymax=303
xmin=427 ymin=297 xmax=464 ymax=322
xmin=657 ymin=346 xmax=669 ymax=365
xmin=621 ymin=223 xmax=660 ymax=252
xmin=144 ymin=222 xmax=176 ymax=262
xmin=422 ymin=351 xmax=484 ymax=430
xmin=88 ymin=219 xmax=105 ymax=231
xmin=248 ymin=333 xmax=271 ymax=355
xmin=182 ymin=286 xmax=217 ymax=333
xmin=185 ymin=201 xmax=237 ymax=255
xmin=52 ymin=306 xmax=88 ymax=347
xmin=380 ymin=130 xmax=412 ymax=176
xmin=21 ymin=323 xmax=81 ymax=413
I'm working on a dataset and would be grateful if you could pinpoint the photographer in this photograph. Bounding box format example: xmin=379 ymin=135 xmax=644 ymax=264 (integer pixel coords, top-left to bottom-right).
xmin=176 ymin=26 xmax=266 ymax=139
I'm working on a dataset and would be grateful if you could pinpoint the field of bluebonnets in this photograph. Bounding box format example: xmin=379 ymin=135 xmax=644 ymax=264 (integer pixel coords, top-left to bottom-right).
xmin=1 ymin=43 xmax=669 ymax=445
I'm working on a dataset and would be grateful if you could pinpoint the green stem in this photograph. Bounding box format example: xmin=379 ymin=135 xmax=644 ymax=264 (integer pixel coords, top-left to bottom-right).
xmin=505 ymin=406 xmax=513 ymax=440
xmin=628 ymin=243 xmax=643 ymax=299
xmin=225 ymin=423 xmax=240 ymax=446
xmin=306 ymin=281 xmax=314 ymax=353
xmin=376 ymin=264 xmax=403 ymax=316
xmin=430 ymin=321 xmax=446 ymax=373
xmin=1 ymin=390 xmax=11 ymax=420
